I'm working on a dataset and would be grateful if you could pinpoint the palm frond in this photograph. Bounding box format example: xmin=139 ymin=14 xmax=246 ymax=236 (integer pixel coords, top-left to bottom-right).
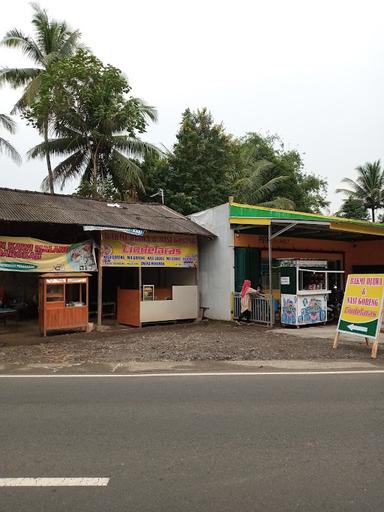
xmin=0 ymin=137 xmax=21 ymax=164
xmin=335 ymin=188 xmax=355 ymax=196
xmin=0 ymin=67 xmax=41 ymax=88
xmin=252 ymin=175 xmax=289 ymax=197
xmin=132 ymin=98 xmax=158 ymax=123
xmin=30 ymin=2 xmax=49 ymax=28
xmin=28 ymin=136 xmax=87 ymax=159
xmin=10 ymin=74 xmax=42 ymax=113
xmin=58 ymin=29 xmax=82 ymax=58
xmin=0 ymin=114 xmax=16 ymax=134
xmin=1 ymin=28 xmax=43 ymax=64
xmin=109 ymin=150 xmax=145 ymax=193
xmin=235 ymin=162 xmax=283 ymax=193
xmin=112 ymin=136 xmax=159 ymax=159
xmin=339 ymin=177 xmax=358 ymax=188
xmin=41 ymin=150 xmax=87 ymax=191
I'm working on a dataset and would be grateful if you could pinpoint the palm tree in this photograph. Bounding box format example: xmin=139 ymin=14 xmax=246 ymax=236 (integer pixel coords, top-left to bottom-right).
xmin=0 ymin=114 xmax=21 ymax=164
xmin=233 ymin=141 xmax=295 ymax=209
xmin=0 ymin=2 xmax=82 ymax=193
xmin=28 ymin=100 xmax=159 ymax=199
xmin=336 ymin=160 xmax=384 ymax=222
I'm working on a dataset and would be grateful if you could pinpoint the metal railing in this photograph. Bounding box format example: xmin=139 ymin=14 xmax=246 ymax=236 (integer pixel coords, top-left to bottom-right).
xmin=233 ymin=293 xmax=271 ymax=324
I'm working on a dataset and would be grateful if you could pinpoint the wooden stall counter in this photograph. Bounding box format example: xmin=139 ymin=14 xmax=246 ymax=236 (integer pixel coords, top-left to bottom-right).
xmin=117 ymin=288 xmax=140 ymax=327
xmin=116 ymin=286 xmax=198 ymax=327
xmin=141 ymin=285 xmax=198 ymax=323
xmin=39 ymin=273 xmax=90 ymax=336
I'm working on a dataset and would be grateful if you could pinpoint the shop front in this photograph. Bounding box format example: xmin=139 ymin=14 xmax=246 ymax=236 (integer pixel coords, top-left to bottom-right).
xmin=0 ymin=235 xmax=97 ymax=334
xmin=190 ymin=201 xmax=384 ymax=326
xmin=0 ymin=187 xmax=212 ymax=340
xmin=99 ymin=231 xmax=199 ymax=327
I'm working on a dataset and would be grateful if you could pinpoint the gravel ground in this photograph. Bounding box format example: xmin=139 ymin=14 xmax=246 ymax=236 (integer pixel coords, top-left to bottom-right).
xmin=0 ymin=320 xmax=379 ymax=366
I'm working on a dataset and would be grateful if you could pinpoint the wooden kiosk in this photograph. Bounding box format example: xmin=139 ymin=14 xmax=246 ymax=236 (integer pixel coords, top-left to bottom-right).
xmin=39 ymin=273 xmax=90 ymax=336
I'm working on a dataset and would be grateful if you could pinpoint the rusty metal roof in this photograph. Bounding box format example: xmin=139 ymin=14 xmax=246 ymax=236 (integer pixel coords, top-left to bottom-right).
xmin=0 ymin=188 xmax=213 ymax=237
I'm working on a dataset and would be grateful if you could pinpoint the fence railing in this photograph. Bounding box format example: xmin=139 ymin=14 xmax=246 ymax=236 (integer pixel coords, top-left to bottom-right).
xmin=233 ymin=292 xmax=271 ymax=324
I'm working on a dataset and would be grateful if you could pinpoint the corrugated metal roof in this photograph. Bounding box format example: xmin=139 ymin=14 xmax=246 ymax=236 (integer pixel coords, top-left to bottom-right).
xmin=0 ymin=188 xmax=213 ymax=237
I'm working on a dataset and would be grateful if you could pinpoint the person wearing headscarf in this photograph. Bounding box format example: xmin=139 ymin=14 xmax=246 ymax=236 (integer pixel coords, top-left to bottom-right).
xmin=237 ymin=280 xmax=261 ymax=324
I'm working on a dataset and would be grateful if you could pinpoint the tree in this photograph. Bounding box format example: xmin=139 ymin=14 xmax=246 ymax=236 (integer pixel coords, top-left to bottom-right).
xmin=336 ymin=196 xmax=369 ymax=221
xmin=0 ymin=114 xmax=21 ymax=164
xmin=0 ymin=2 xmax=82 ymax=193
xmin=234 ymin=133 xmax=328 ymax=212
xmin=27 ymin=50 xmax=158 ymax=199
xmin=232 ymin=137 xmax=294 ymax=208
xmin=144 ymin=123 xmax=329 ymax=214
xmin=144 ymin=108 xmax=237 ymax=215
xmin=336 ymin=160 xmax=384 ymax=222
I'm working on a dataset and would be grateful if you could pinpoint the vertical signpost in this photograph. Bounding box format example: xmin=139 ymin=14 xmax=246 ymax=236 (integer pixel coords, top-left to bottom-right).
xmin=333 ymin=274 xmax=384 ymax=358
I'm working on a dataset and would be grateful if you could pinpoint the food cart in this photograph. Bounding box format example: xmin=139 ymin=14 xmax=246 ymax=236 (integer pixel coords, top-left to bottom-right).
xmin=279 ymin=259 xmax=343 ymax=326
xmin=39 ymin=273 xmax=90 ymax=336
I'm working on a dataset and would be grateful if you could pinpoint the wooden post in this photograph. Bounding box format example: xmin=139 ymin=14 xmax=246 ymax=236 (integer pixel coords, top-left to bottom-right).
xmin=332 ymin=331 xmax=340 ymax=349
xmin=97 ymin=235 xmax=103 ymax=330
xmin=268 ymin=224 xmax=274 ymax=327
xmin=371 ymin=338 xmax=379 ymax=359
xmin=138 ymin=266 xmax=142 ymax=328
xmin=370 ymin=311 xmax=384 ymax=359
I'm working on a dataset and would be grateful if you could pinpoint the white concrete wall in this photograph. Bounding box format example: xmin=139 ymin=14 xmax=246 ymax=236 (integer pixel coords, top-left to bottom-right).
xmin=190 ymin=204 xmax=234 ymax=321
xmin=140 ymin=285 xmax=198 ymax=322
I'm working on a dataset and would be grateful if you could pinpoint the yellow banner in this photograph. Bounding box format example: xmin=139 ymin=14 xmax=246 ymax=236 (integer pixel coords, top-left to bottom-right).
xmin=0 ymin=237 xmax=97 ymax=273
xmin=101 ymin=232 xmax=198 ymax=268
xmin=337 ymin=274 xmax=384 ymax=338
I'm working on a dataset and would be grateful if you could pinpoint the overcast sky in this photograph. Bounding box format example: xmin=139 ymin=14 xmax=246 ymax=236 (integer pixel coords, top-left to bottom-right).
xmin=1 ymin=0 xmax=384 ymax=212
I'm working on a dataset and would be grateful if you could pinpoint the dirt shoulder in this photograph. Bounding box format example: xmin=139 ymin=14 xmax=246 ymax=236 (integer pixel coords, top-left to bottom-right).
xmin=0 ymin=320 xmax=381 ymax=368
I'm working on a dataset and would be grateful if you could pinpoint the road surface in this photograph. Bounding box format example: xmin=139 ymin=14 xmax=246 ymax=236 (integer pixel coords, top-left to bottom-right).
xmin=1 ymin=372 xmax=384 ymax=511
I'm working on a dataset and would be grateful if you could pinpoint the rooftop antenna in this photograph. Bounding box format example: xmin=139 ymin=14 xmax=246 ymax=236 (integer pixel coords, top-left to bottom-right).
xmin=150 ymin=188 xmax=164 ymax=204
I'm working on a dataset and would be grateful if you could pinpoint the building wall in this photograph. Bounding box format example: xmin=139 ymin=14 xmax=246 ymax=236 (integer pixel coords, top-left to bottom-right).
xmin=348 ymin=240 xmax=384 ymax=271
xmin=235 ymin=233 xmax=384 ymax=278
xmin=235 ymin=233 xmax=350 ymax=270
xmin=188 ymin=216 xmax=384 ymax=321
xmin=190 ymin=204 xmax=234 ymax=320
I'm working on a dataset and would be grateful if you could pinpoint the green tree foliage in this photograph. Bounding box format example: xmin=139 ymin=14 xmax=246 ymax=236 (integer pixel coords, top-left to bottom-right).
xmin=145 ymin=108 xmax=237 ymax=215
xmin=0 ymin=2 xmax=82 ymax=193
xmin=336 ymin=196 xmax=369 ymax=221
xmin=0 ymin=114 xmax=21 ymax=164
xmin=26 ymin=50 xmax=158 ymax=199
xmin=232 ymin=136 xmax=293 ymax=209
xmin=144 ymin=120 xmax=328 ymax=214
xmin=336 ymin=160 xmax=384 ymax=222
xmin=233 ymin=133 xmax=328 ymax=212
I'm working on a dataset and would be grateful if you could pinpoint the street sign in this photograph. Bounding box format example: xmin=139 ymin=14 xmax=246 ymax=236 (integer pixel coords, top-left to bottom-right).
xmin=333 ymin=274 xmax=384 ymax=358
xmin=337 ymin=274 xmax=384 ymax=339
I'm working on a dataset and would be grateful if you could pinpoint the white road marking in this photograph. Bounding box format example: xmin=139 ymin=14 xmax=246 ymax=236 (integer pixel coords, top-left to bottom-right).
xmin=0 ymin=370 xmax=383 ymax=378
xmin=0 ymin=478 xmax=109 ymax=487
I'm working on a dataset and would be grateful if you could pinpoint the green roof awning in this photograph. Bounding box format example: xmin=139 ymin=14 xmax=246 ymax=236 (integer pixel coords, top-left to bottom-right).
xmin=229 ymin=202 xmax=384 ymax=238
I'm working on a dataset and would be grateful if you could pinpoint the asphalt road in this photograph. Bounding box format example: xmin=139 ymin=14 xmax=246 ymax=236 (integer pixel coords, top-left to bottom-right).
xmin=1 ymin=373 xmax=384 ymax=511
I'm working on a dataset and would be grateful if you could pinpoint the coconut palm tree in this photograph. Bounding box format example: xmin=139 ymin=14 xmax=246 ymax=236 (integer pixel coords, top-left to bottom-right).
xmin=0 ymin=114 xmax=21 ymax=164
xmin=27 ymin=100 xmax=159 ymax=199
xmin=0 ymin=2 xmax=82 ymax=193
xmin=233 ymin=140 xmax=295 ymax=209
xmin=336 ymin=160 xmax=384 ymax=222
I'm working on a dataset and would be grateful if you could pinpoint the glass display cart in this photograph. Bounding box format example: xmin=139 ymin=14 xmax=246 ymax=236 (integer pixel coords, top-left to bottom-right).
xmin=39 ymin=273 xmax=90 ymax=336
xmin=279 ymin=259 xmax=343 ymax=326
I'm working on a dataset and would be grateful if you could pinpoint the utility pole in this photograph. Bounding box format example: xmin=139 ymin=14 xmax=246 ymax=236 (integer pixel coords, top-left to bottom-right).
xmin=150 ymin=188 xmax=164 ymax=204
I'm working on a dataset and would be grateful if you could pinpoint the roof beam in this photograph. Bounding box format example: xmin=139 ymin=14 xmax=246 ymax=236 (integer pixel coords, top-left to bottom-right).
xmin=270 ymin=222 xmax=298 ymax=240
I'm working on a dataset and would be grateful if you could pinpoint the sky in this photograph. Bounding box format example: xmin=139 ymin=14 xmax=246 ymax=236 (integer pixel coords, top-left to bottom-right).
xmin=1 ymin=0 xmax=384 ymax=213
